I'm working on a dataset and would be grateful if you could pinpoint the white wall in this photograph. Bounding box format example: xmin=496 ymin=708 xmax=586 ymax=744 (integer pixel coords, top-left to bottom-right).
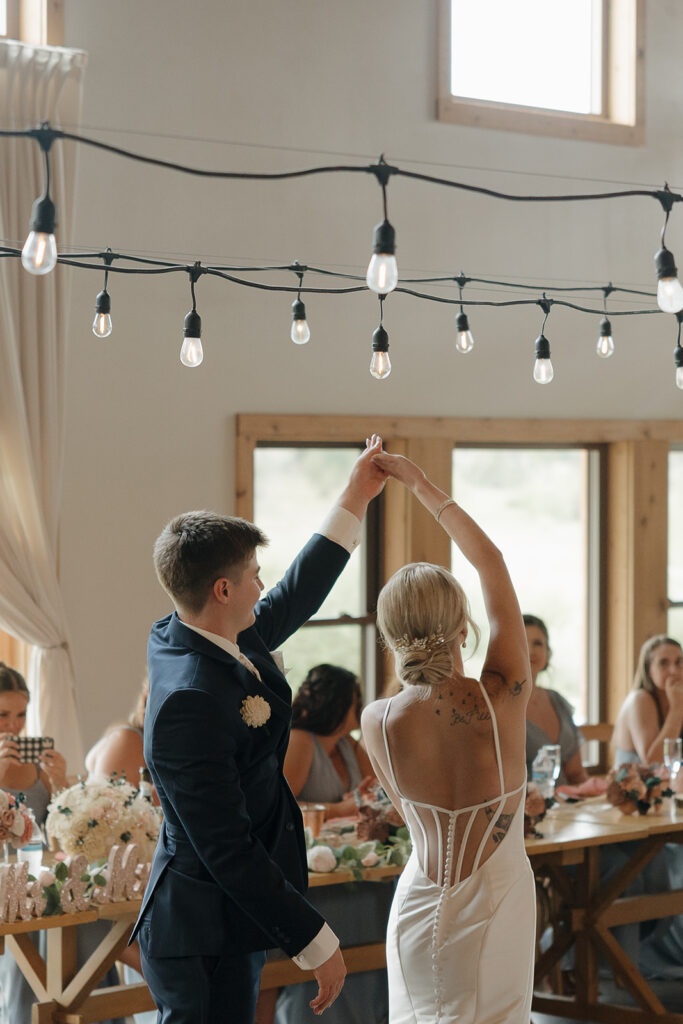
xmin=60 ymin=0 xmax=683 ymax=751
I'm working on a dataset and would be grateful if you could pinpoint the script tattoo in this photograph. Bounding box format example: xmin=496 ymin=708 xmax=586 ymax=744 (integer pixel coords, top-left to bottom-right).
xmin=449 ymin=704 xmax=491 ymax=725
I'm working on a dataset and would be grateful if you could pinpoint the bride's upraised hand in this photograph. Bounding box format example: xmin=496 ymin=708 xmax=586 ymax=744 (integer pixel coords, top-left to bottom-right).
xmin=371 ymin=451 xmax=425 ymax=491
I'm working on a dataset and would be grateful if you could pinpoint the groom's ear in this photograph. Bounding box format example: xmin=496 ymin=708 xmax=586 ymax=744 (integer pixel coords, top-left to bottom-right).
xmin=212 ymin=577 xmax=231 ymax=605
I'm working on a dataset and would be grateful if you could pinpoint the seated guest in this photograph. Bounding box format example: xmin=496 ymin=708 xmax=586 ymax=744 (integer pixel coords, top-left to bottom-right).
xmin=524 ymin=614 xmax=587 ymax=786
xmin=613 ymin=635 xmax=683 ymax=766
xmin=610 ymin=635 xmax=683 ymax=982
xmin=284 ymin=664 xmax=375 ymax=819
xmin=275 ymin=665 xmax=391 ymax=1024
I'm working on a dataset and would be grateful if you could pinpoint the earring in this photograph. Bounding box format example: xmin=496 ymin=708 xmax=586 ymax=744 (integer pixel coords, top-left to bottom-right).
xmin=461 ymin=639 xmax=466 ymax=648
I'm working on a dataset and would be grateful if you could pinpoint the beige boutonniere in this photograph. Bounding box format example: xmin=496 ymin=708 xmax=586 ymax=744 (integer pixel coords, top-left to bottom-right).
xmin=240 ymin=695 xmax=271 ymax=728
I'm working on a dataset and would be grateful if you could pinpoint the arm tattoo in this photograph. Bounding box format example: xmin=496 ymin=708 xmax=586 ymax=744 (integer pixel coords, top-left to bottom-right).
xmin=481 ymin=668 xmax=527 ymax=699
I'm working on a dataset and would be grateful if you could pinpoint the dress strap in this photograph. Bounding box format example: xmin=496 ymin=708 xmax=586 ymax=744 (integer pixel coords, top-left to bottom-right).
xmin=381 ymin=697 xmax=403 ymax=797
xmin=475 ymin=679 xmax=505 ymax=796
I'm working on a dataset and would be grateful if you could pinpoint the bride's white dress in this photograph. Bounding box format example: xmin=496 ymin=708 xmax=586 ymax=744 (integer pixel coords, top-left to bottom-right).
xmin=381 ymin=683 xmax=536 ymax=1024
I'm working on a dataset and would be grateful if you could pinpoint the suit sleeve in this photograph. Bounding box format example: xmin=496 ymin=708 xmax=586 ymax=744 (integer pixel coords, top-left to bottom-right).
xmin=252 ymin=532 xmax=350 ymax=653
xmin=150 ymin=684 xmax=324 ymax=956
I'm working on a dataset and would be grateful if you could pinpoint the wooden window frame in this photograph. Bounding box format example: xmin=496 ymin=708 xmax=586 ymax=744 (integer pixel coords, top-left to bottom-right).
xmin=2 ymin=1 xmax=63 ymax=46
xmin=237 ymin=413 xmax=683 ymax=732
xmin=437 ymin=0 xmax=645 ymax=145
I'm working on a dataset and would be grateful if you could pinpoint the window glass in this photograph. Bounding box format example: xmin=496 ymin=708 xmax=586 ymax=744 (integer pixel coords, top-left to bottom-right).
xmin=450 ymin=0 xmax=601 ymax=114
xmin=668 ymin=449 xmax=683 ymax=640
xmin=253 ymin=446 xmax=366 ymax=692
xmin=451 ymin=448 xmax=590 ymax=720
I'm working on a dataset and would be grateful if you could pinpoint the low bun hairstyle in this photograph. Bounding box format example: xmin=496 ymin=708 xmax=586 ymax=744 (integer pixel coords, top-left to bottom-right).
xmin=292 ymin=664 xmax=362 ymax=735
xmin=377 ymin=563 xmax=480 ymax=688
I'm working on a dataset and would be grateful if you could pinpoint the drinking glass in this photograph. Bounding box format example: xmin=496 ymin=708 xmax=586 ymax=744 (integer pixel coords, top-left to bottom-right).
xmin=664 ymin=738 xmax=682 ymax=819
xmin=542 ymin=744 xmax=562 ymax=785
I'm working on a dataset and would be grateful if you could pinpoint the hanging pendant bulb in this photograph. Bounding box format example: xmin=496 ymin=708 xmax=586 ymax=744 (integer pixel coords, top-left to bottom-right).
xmin=596 ymin=316 xmax=614 ymax=358
xmin=366 ymin=220 xmax=398 ymax=294
xmin=21 ymin=195 xmax=57 ymax=275
xmin=92 ymin=289 xmax=112 ymax=338
xmin=370 ymin=325 xmax=391 ymax=379
xmin=654 ymin=248 xmax=683 ymax=313
xmin=290 ymin=298 xmax=310 ymax=345
xmin=454 ymin=311 xmax=474 ymax=353
xmin=533 ymin=333 xmax=554 ymax=384
xmin=675 ymin=345 xmax=683 ymax=390
xmin=180 ymin=309 xmax=203 ymax=367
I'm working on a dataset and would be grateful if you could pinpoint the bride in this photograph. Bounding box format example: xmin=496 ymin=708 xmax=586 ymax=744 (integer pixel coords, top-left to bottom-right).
xmin=362 ymin=451 xmax=535 ymax=1024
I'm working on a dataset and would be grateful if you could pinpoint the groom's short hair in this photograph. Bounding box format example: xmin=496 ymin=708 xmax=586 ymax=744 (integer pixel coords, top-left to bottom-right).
xmin=154 ymin=510 xmax=268 ymax=615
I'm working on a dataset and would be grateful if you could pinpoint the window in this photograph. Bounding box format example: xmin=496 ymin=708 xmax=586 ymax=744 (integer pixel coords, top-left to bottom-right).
xmin=668 ymin=448 xmax=683 ymax=640
xmin=253 ymin=444 xmax=380 ymax=699
xmin=0 ymin=2 xmax=63 ymax=45
xmin=438 ymin=0 xmax=644 ymax=144
xmin=450 ymin=446 xmax=602 ymax=724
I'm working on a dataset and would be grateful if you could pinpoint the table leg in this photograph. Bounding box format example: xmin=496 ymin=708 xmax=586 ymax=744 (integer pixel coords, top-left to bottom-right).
xmin=575 ymin=845 xmax=600 ymax=1008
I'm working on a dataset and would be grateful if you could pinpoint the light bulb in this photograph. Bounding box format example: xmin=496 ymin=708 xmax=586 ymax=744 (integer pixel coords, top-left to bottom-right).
xmin=657 ymin=276 xmax=683 ymax=314
xmin=370 ymin=350 xmax=391 ymax=379
xmin=92 ymin=312 xmax=112 ymax=338
xmin=22 ymin=194 xmax=57 ymax=275
xmin=677 ymin=366 xmax=683 ymax=390
xmin=454 ymin=311 xmax=474 ymax=353
xmin=596 ymin=317 xmax=614 ymax=358
xmin=180 ymin=336 xmax=203 ymax=367
xmin=654 ymin=247 xmax=683 ymax=313
xmin=366 ymin=220 xmax=398 ymax=294
xmin=370 ymin=323 xmax=391 ymax=379
xmin=533 ymin=333 xmax=553 ymax=383
xmin=290 ymin=298 xmax=310 ymax=344
xmin=181 ymin=309 xmax=203 ymax=367
xmin=92 ymin=288 xmax=112 ymax=338
xmin=533 ymin=358 xmax=554 ymax=384
xmin=21 ymin=231 xmax=57 ymax=275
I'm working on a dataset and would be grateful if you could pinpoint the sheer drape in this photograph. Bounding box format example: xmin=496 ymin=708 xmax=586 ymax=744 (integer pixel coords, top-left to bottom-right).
xmin=0 ymin=41 xmax=87 ymax=770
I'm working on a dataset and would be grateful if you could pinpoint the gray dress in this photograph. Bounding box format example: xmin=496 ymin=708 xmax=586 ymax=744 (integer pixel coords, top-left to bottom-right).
xmin=275 ymin=733 xmax=393 ymax=1024
xmin=526 ymin=689 xmax=582 ymax=786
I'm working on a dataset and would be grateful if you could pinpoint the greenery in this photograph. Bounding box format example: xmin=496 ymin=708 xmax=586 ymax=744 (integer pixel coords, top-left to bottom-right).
xmin=306 ymin=826 xmax=412 ymax=881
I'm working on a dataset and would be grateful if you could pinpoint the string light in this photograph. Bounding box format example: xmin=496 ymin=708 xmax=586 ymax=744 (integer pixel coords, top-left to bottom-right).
xmin=180 ymin=264 xmax=204 ymax=368
xmin=596 ymin=285 xmax=614 ymax=358
xmin=290 ymin=263 xmax=310 ymax=345
xmin=366 ymin=158 xmax=398 ymax=295
xmin=533 ymin=299 xmax=554 ymax=384
xmin=370 ymin=296 xmax=391 ymax=379
xmin=454 ymin=275 xmax=474 ymax=353
xmin=21 ymin=127 xmax=57 ymax=276
xmin=92 ymin=249 xmax=113 ymax=338
xmin=654 ymin=188 xmax=683 ymax=313
xmin=675 ymin=314 xmax=683 ymax=390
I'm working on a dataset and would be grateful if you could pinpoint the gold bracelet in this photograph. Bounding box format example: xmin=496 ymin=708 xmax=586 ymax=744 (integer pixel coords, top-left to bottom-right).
xmin=434 ymin=498 xmax=456 ymax=523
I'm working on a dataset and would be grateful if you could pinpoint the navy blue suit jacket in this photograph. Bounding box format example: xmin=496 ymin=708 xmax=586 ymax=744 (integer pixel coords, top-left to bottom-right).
xmin=131 ymin=531 xmax=350 ymax=958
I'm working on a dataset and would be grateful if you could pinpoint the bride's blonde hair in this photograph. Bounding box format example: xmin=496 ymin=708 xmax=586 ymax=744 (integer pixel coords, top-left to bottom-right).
xmin=377 ymin=563 xmax=479 ymax=688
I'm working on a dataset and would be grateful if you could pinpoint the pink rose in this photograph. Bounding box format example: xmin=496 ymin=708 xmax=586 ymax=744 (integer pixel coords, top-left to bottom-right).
xmin=39 ymin=870 xmax=55 ymax=887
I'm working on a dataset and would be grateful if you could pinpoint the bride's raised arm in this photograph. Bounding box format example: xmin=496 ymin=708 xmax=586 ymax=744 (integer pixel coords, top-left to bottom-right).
xmin=372 ymin=451 xmax=530 ymax=701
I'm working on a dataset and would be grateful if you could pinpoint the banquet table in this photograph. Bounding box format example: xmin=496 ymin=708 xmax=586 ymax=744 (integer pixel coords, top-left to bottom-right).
xmin=3 ymin=802 xmax=683 ymax=1023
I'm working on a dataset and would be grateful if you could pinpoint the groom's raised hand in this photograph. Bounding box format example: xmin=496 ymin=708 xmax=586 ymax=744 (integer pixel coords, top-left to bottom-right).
xmin=310 ymin=947 xmax=347 ymax=1015
xmin=336 ymin=434 xmax=387 ymax=521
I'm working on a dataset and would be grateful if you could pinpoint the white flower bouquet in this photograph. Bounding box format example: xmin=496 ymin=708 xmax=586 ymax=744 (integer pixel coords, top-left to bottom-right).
xmin=45 ymin=777 xmax=162 ymax=862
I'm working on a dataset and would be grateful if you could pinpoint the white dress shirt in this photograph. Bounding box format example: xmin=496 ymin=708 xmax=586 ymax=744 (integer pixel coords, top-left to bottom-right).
xmin=179 ymin=505 xmax=361 ymax=970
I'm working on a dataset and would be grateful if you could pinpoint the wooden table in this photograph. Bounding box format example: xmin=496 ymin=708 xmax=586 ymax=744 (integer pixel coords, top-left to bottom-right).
xmin=527 ymin=799 xmax=683 ymax=1024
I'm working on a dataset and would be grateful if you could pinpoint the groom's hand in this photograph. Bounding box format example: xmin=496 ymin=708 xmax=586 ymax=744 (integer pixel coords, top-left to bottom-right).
xmin=337 ymin=434 xmax=387 ymax=520
xmin=310 ymin=946 xmax=346 ymax=1015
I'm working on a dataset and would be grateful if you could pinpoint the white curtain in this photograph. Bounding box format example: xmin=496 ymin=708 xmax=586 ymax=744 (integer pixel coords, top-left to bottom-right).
xmin=0 ymin=41 xmax=87 ymax=771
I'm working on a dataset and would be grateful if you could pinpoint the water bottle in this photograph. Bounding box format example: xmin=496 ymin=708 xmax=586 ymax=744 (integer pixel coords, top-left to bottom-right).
xmin=531 ymin=748 xmax=554 ymax=800
xmin=138 ymin=766 xmax=153 ymax=802
xmin=17 ymin=817 xmax=43 ymax=877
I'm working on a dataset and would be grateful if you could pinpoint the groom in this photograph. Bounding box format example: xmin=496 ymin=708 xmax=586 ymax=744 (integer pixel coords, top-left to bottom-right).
xmin=132 ymin=436 xmax=386 ymax=1023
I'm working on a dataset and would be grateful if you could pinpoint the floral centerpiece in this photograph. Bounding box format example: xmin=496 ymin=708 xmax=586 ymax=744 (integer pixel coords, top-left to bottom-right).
xmin=306 ymin=826 xmax=412 ymax=880
xmin=606 ymin=763 xmax=672 ymax=815
xmin=0 ymin=789 xmax=34 ymax=848
xmin=45 ymin=776 xmax=162 ymax=861
xmin=524 ymin=783 xmax=554 ymax=838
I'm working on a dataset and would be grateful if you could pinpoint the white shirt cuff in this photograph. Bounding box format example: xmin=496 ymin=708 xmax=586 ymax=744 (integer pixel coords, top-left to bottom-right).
xmin=318 ymin=506 xmax=362 ymax=553
xmin=291 ymin=923 xmax=339 ymax=971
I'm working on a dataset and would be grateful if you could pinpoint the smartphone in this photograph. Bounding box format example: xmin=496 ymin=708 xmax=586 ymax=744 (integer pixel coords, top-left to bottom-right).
xmin=13 ymin=736 xmax=54 ymax=764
